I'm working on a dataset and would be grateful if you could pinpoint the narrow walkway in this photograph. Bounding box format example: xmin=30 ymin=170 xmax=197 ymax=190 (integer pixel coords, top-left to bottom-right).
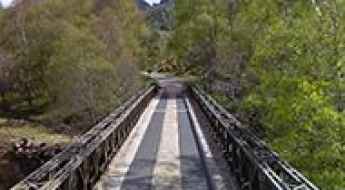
xmin=95 ymin=82 xmax=230 ymax=190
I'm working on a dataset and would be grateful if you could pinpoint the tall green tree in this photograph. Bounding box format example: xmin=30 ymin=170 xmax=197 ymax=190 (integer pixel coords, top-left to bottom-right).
xmin=168 ymin=0 xmax=345 ymax=189
xmin=0 ymin=0 xmax=148 ymax=127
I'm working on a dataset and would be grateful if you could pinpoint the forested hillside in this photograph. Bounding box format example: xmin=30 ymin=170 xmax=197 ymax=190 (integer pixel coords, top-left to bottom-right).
xmin=0 ymin=0 xmax=344 ymax=189
xmin=0 ymin=0 xmax=149 ymax=128
xmin=162 ymin=0 xmax=344 ymax=189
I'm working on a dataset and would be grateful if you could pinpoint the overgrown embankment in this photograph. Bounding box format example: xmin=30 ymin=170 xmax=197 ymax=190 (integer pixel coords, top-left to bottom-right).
xmin=0 ymin=118 xmax=72 ymax=189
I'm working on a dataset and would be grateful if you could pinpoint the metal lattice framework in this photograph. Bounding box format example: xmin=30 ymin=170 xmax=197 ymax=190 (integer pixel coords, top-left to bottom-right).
xmin=11 ymin=86 xmax=157 ymax=190
xmin=11 ymin=83 xmax=320 ymax=190
xmin=191 ymin=86 xmax=319 ymax=190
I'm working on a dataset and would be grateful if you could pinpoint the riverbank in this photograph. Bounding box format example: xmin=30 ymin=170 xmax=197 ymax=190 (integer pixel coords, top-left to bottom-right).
xmin=0 ymin=118 xmax=72 ymax=190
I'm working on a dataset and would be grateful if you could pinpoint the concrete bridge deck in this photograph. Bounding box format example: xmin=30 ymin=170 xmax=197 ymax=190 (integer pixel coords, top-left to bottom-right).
xmin=94 ymin=80 xmax=235 ymax=190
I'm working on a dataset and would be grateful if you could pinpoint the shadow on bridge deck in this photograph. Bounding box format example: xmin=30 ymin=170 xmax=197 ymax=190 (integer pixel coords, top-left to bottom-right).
xmin=95 ymin=77 xmax=239 ymax=190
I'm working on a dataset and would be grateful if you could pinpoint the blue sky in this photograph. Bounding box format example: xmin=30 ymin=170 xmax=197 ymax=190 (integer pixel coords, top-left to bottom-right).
xmin=0 ymin=0 xmax=13 ymax=7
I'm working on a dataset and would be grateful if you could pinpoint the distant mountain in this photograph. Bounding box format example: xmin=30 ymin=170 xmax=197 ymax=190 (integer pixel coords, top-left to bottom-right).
xmin=138 ymin=0 xmax=175 ymax=31
xmin=154 ymin=0 xmax=171 ymax=6
xmin=136 ymin=0 xmax=151 ymax=11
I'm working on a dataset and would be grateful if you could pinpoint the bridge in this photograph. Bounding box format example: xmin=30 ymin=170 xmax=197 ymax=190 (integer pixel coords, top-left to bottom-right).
xmin=11 ymin=76 xmax=319 ymax=190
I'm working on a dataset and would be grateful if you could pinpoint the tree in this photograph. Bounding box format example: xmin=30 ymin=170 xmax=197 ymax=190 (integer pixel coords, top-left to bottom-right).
xmin=167 ymin=0 xmax=345 ymax=189
xmin=0 ymin=0 xmax=147 ymax=126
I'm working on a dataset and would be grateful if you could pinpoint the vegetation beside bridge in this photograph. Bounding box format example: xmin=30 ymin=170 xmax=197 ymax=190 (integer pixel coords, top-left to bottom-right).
xmin=152 ymin=0 xmax=345 ymax=189
xmin=0 ymin=0 xmax=344 ymax=189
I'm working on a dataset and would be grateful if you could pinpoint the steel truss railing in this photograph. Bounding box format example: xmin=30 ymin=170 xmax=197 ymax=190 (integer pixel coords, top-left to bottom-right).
xmin=11 ymin=86 xmax=157 ymax=190
xmin=191 ymin=86 xmax=319 ymax=190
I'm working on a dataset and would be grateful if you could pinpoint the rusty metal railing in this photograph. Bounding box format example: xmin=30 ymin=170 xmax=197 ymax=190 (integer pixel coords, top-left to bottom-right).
xmin=191 ymin=86 xmax=319 ymax=190
xmin=11 ymin=86 xmax=157 ymax=190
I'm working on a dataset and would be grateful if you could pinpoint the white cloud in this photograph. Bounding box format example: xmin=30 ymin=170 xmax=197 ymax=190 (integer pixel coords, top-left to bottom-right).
xmin=145 ymin=0 xmax=161 ymax=6
xmin=1 ymin=0 xmax=14 ymax=7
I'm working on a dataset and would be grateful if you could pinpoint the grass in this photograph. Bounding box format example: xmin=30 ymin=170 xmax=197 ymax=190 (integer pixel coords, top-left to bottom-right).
xmin=0 ymin=118 xmax=72 ymax=151
xmin=0 ymin=118 xmax=72 ymax=189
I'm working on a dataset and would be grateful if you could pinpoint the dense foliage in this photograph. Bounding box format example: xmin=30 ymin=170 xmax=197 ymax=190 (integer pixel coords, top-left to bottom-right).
xmin=0 ymin=0 xmax=344 ymax=188
xmin=168 ymin=0 xmax=345 ymax=189
xmin=0 ymin=0 xmax=148 ymax=127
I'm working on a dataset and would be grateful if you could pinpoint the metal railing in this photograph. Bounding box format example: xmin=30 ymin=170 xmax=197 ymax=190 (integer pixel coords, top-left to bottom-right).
xmin=11 ymin=86 xmax=157 ymax=190
xmin=191 ymin=86 xmax=319 ymax=190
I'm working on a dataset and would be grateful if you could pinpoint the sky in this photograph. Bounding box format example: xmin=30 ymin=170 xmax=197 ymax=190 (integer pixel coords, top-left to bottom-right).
xmin=145 ymin=0 xmax=161 ymax=5
xmin=0 ymin=0 xmax=13 ymax=7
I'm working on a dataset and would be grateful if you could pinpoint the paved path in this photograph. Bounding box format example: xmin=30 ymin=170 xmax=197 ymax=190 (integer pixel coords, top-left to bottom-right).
xmin=95 ymin=80 xmax=230 ymax=190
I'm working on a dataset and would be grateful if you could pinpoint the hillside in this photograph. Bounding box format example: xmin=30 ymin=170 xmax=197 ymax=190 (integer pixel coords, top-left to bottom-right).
xmin=137 ymin=0 xmax=175 ymax=31
xmin=136 ymin=0 xmax=151 ymax=11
